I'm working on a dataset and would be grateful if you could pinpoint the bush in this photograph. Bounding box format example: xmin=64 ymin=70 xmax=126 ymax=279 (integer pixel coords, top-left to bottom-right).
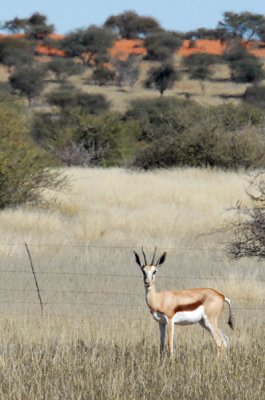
xmin=48 ymin=58 xmax=84 ymax=82
xmin=9 ymin=65 xmax=46 ymax=103
xmin=126 ymin=98 xmax=265 ymax=169
xmin=229 ymin=57 xmax=264 ymax=83
xmin=222 ymin=40 xmax=264 ymax=83
xmin=228 ymin=172 xmax=265 ymax=259
xmin=0 ymin=94 xmax=65 ymax=209
xmin=144 ymin=63 xmax=179 ymax=95
xmin=31 ymin=110 xmax=140 ymax=166
xmin=183 ymin=53 xmax=219 ymax=80
xmin=46 ymin=88 xmax=110 ymax=114
xmin=144 ymin=31 xmax=182 ymax=61
xmin=91 ymin=67 xmax=116 ymax=86
xmin=243 ymin=85 xmax=265 ymax=108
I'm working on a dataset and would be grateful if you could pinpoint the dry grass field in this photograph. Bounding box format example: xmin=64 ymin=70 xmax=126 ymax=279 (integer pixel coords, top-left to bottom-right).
xmin=0 ymin=167 xmax=264 ymax=399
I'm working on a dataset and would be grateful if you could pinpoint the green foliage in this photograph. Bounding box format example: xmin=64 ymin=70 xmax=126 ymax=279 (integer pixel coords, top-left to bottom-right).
xmin=144 ymin=64 xmax=179 ymax=95
xmin=126 ymin=98 xmax=265 ymax=169
xmin=183 ymin=53 xmax=219 ymax=81
xmin=9 ymin=65 xmax=46 ymax=103
xmin=243 ymin=85 xmax=265 ymax=108
xmin=48 ymin=58 xmax=84 ymax=82
xmin=230 ymin=57 xmax=264 ymax=83
xmin=46 ymin=87 xmax=110 ymax=114
xmin=3 ymin=12 xmax=54 ymax=39
xmin=104 ymin=11 xmax=161 ymax=39
xmin=0 ymin=38 xmax=34 ymax=70
xmin=218 ymin=11 xmax=265 ymax=41
xmin=32 ymin=109 xmax=140 ymax=166
xmin=113 ymin=56 xmax=140 ymax=87
xmin=223 ymin=40 xmax=264 ymax=83
xmin=91 ymin=67 xmax=116 ymax=86
xmin=61 ymin=26 xmax=116 ymax=66
xmin=144 ymin=31 xmax=182 ymax=61
xmin=0 ymin=94 xmax=65 ymax=209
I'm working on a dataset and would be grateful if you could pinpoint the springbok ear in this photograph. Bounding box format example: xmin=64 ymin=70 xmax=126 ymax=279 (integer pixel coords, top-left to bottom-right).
xmin=156 ymin=252 xmax=166 ymax=267
xmin=133 ymin=251 xmax=142 ymax=268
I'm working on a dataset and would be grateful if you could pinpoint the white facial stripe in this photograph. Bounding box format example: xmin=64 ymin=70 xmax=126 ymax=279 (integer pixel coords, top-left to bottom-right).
xmin=142 ymin=266 xmax=157 ymax=286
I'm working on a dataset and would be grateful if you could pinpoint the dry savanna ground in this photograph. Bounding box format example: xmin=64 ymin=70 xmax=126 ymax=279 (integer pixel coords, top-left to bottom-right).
xmin=0 ymin=167 xmax=264 ymax=399
xmin=1 ymin=59 xmax=264 ymax=112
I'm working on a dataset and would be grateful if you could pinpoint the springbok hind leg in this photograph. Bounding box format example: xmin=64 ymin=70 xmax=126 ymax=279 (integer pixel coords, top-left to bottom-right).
xmin=200 ymin=316 xmax=225 ymax=357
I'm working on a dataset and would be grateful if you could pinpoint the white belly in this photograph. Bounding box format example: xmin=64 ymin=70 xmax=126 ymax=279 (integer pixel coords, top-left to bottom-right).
xmin=173 ymin=305 xmax=204 ymax=325
xmin=151 ymin=305 xmax=204 ymax=326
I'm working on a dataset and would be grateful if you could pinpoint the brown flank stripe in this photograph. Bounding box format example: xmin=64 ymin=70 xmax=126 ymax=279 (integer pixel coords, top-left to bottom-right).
xmin=174 ymin=300 xmax=203 ymax=314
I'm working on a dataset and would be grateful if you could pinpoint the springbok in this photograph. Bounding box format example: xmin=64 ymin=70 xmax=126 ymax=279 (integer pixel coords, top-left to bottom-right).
xmin=134 ymin=247 xmax=234 ymax=356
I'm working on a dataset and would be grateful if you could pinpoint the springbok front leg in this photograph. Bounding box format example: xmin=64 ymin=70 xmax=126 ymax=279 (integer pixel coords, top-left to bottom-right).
xmin=167 ymin=318 xmax=174 ymax=356
xmin=159 ymin=323 xmax=166 ymax=356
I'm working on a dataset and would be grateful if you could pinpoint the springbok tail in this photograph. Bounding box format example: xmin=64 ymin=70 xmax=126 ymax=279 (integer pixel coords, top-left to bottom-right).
xmin=225 ymin=297 xmax=234 ymax=330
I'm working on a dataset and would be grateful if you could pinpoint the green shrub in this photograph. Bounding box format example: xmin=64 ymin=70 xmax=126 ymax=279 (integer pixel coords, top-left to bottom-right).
xmin=243 ymin=85 xmax=265 ymax=108
xmin=0 ymin=94 xmax=65 ymax=209
xmin=126 ymin=98 xmax=265 ymax=169
xmin=229 ymin=57 xmax=264 ymax=83
xmin=91 ymin=67 xmax=116 ymax=86
xmin=46 ymin=88 xmax=110 ymax=114
xmin=32 ymin=109 xmax=140 ymax=166
xmin=9 ymin=65 xmax=46 ymax=103
xmin=144 ymin=64 xmax=179 ymax=95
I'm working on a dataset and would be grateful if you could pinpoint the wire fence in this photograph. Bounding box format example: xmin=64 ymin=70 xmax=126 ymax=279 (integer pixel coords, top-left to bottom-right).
xmin=0 ymin=242 xmax=264 ymax=316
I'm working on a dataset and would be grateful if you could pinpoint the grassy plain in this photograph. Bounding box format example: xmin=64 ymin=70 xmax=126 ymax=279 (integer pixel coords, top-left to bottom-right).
xmin=0 ymin=167 xmax=264 ymax=398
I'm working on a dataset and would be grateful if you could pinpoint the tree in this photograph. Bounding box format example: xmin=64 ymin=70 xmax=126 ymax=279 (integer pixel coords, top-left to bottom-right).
xmin=0 ymin=38 xmax=34 ymax=71
xmin=3 ymin=12 xmax=54 ymax=39
xmin=104 ymin=10 xmax=162 ymax=39
xmin=184 ymin=27 xmax=230 ymax=41
xmin=144 ymin=63 xmax=179 ymax=95
xmin=228 ymin=173 xmax=265 ymax=259
xmin=144 ymin=31 xmax=182 ymax=61
xmin=48 ymin=58 xmax=84 ymax=82
xmin=2 ymin=16 xmax=27 ymax=33
xmin=46 ymin=87 xmax=110 ymax=114
xmin=183 ymin=53 xmax=219 ymax=94
xmin=9 ymin=66 xmax=46 ymax=104
xmin=218 ymin=11 xmax=265 ymax=41
xmin=230 ymin=57 xmax=264 ymax=83
xmin=31 ymin=110 xmax=139 ymax=167
xmin=243 ymin=85 xmax=265 ymax=108
xmin=91 ymin=67 xmax=116 ymax=86
xmin=61 ymin=25 xmax=116 ymax=66
xmin=113 ymin=55 xmax=140 ymax=87
xmin=223 ymin=40 xmax=264 ymax=83
xmin=0 ymin=94 xmax=65 ymax=209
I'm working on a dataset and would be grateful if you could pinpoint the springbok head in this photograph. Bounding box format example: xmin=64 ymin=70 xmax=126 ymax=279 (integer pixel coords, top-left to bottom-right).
xmin=134 ymin=247 xmax=166 ymax=288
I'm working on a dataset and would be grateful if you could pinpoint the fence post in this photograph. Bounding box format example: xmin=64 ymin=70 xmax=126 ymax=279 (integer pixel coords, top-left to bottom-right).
xmin=25 ymin=242 xmax=43 ymax=315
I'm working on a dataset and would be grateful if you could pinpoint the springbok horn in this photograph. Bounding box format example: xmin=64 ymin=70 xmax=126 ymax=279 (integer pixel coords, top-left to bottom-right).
xmin=141 ymin=246 xmax=147 ymax=265
xmin=151 ymin=246 xmax=157 ymax=266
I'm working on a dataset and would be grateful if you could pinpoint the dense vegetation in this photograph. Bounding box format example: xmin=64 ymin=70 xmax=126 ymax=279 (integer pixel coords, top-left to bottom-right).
xmin=0 ymin=94 xmax=65 ymax=209
xmin=1 ymin=10 xmax=265 ymax=209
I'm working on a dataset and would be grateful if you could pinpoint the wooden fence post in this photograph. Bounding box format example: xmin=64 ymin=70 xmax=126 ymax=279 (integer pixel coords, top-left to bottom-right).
xmin=25 ymin=242 xmax=43 ymax=315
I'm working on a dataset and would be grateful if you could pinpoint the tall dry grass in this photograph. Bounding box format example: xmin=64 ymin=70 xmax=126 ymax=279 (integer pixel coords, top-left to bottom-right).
xmin=0 ymin=167 xmax=264 ymax=399
xmin=0 ymin=316 xmax=264 ymax=399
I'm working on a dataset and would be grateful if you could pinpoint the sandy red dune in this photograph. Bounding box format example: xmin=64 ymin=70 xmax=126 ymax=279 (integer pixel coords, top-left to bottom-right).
xmin=1 ymin=34 xmax=265 ymax=59
xmin=179 ymin=39 xmax=225 ymax=56
xmin=35 ymin=44 xmax=65 ymax=57
xmin=109 ymin=39 xmax=146 ymax=60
